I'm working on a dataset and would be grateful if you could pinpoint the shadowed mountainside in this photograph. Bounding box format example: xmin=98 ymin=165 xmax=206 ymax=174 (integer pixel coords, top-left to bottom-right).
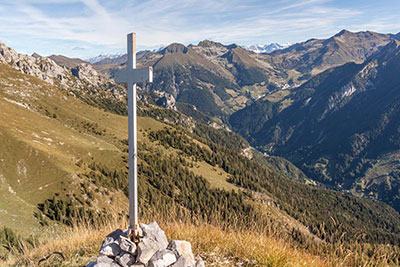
xmin=230 ymin=40 xmax=400 ymax=211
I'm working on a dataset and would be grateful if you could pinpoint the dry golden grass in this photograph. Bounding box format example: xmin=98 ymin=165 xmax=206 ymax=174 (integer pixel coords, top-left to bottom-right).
xmin=3 ymin=217 xmax=329 ymax=267
xmin=2 ymin=211 xmax=399 ymax=267
xmin=163 ymin=222 xmax=328 ymax=267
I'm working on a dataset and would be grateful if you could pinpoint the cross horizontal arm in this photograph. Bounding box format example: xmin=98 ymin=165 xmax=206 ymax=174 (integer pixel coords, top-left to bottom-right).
xmin=115 ymin=67 xmax=153 ymax=84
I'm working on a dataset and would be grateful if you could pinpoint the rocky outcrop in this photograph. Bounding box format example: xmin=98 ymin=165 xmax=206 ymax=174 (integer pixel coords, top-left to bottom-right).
xmin=0 ymin=41 xmax=68 ymax=85
xmin=71 ymin=63 xmax=105 ymax=87
xmin=87 ymin=222 xmax=204 ymax=267
xmin=154 ymin=92 xmax=177 ymax=110
xmin=0 ymin=41 xmax=126 ymax=112
xmin=0 ymin=41 xmax=112 ymax=88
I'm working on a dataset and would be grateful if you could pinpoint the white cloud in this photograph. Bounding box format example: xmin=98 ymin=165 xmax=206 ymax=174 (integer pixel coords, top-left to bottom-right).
xmin=0 ymin=0 xmax=399 ymax=57
xmin=348 ymin=15 xmax=400 ymax=34
xmin=72 ymin=46 xmax=89 ymax=50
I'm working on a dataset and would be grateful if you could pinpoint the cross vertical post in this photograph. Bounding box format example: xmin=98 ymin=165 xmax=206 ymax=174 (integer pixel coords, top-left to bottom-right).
xmin=115 ymin=32 xmax=153 ymax=237
xmin=127 ymin=32 xmax=138 ymax=235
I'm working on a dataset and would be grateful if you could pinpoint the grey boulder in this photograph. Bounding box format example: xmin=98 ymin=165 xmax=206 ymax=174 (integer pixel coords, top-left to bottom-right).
xmin=148 ymin=249 xmax=177 ymax=267
xmin=92 ymin=262 xmax=120 ymax=267
xmin=105 ymin=229 xmax=125 ymax=242
xmin=90 ymin=256 xmax=120 ymax=267
xmin=168 ymin=240 xmax=195 ymax=266
xmin=136 ymin=237 xmax=159 ymax=264
xmin=118 ymin=235 xmax=137 ymax=254
xmin=116 ymin=252 xmax=136 ymax=267
xmin=140 ymin=222 xmax=169 ymax=250
xmin=195 ymin=259 xmax=205 ymax=267
xmin=170 ymin=255 xmax=194 ymax=267
xmin=101 ymin=229 xmax=125 ymax=248
xmin=97 ymin=256 xmax=115 ymax=264
xmin=99 ymin=242 xmax=121 ymax=257
xmin=90 ymin=223 xmax=202 ymax=267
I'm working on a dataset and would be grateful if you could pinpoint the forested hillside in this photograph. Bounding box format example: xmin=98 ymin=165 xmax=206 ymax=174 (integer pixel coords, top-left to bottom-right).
xmin=230 ymin=40 xmax=400 ymax=212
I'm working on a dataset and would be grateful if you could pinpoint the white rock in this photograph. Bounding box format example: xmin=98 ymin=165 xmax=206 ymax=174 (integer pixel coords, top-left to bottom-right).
xmin=148 ymin=249 xmax=177 ymax=267
xmin=168 ymin=240 xmax=195 ymax=266
xmin=137 ymin=237 xmax=159 ymax=264
xmin=93 ymin=262 xmax=120 ymax=267
xmin=170 ymin=255 xmax=193 ymax=267
xmin=107 ymin=229 xmax=125 ymax=240
xmin=116 ymin=252 xmax=136 ymax=267
xmin=92 ymin=257 xmax=120 ymax=267
xmin=195 ymin=259 xmax=205 ymax=267
xmin=101 ymin=229 xmax=125 ymax=248
xmin=119 ymin=235 xmax=137 ymax=254
xmin=102 ymin=236 xmax=115 ymax=247
xmin=99 ymin=242 xmax=121 ymax=257
xmin=139 ymin=222 xmax=169 ymax=250
xmin=92 ymin=225 xmax=200 ymax=267
xmin=97 ymin=256 xmax=114 ymax=264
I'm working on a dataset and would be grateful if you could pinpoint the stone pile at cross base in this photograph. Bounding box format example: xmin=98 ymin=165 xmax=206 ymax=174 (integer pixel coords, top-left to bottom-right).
xmin=87 ymin=222 xmax=205 ymax=267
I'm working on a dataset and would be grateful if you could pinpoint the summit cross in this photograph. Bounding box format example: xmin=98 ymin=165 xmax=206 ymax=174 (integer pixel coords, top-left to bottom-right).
xmin=115 ymin=32 xmax=153 ymax=236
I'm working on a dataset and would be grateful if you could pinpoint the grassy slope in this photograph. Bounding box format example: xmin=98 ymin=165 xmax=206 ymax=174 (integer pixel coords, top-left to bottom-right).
xmin=0 ymin=63 xmax=126 ymax=232
xmin=1 ymin=62 xmax=400 ymax=266
xmin=0 ymin=63 xmax=302 ymax=238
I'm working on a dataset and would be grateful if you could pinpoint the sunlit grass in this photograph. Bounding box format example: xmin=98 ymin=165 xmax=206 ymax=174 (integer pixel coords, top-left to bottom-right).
xmin=3 ymin=210 xmax=398 ymax=267
xmin=3 ymin=217 xmax=327 ymax=267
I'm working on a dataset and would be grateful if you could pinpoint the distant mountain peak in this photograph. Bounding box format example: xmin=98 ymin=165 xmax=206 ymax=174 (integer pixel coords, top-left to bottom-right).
xmin=87 ymin=53 xmax=124 ymax=64
xmin=333 ymin=29 xmax=388 ymax=41
xmin=197 ymin=40 xmax=225 ymax=48
xmin=161 ymin=43 xmax=188 ymax=54
xmin=49 ymin=54 xmax=89 ymax=69
xmin=244 ymin=43 xmax=291 ymax=54
xmin=334 ymin=29 xmax=352 ymax=37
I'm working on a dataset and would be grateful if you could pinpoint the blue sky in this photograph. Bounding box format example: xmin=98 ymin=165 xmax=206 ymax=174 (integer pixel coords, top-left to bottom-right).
xmin=0 ymin=0 xmax=399 ymax=59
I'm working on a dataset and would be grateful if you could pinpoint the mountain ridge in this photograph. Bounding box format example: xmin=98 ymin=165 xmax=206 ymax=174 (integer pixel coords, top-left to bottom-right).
xmin=230 ymin=39 xmax=400 ymax=211
xmin=88 ymin=30 xmax=396 ymax=119
xmin=244 ymin=43 xmax=291 ymax=54
xmin=49 ymin=54 xmax=88 ymax=69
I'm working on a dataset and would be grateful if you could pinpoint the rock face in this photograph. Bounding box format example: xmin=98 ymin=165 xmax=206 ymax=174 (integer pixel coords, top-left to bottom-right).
xmin=87 ymin=222 xmax=204 ymax=267
xmin=0 ymin=41 xmax=107 ymax=87
xmin=0 ymin=41 xmax=67 ymax=85
xmin=0 ymin=40 xmax=127 ymax=114
xmin=71 ymin=63 xmax=104 ymax=86
xmin=154 ymin=92 xmax=177 ymax=110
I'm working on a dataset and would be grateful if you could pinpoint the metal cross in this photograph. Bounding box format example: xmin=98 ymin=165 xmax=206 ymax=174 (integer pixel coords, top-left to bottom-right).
xmin=115 ymin=32 xmax=153 ymax=235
